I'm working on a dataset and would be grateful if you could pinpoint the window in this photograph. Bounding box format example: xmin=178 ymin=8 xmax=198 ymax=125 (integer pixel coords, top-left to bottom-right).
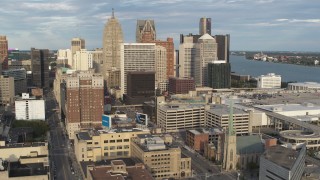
xmin=110 ymin=146 xmax=115 ymax=150
xmin=104 ymin=140 xmax=108 ymax=143
xmin=117 ymin=139 xmax=122 ymax=143
xmin=124 ymin=139 xmax=129 ymax=142
xmin=110 ymin=140 xmax=115 ymax=143
xmin=87 ymin=142 xmax=92 ymax=145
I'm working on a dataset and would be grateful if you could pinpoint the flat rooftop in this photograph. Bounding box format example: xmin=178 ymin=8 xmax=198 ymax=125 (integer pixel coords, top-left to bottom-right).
xmin=8 ymin=162 xmax=48 ymax=178
xmin=206 ymin=104 xmax=248 ymax=116
xmin=158 ymin=103 xmax=206 ymax=111
xmin=262 ymin=145 xmax=301 ymax=170
xmin=255 ymin=103 xmax=320 ymax=112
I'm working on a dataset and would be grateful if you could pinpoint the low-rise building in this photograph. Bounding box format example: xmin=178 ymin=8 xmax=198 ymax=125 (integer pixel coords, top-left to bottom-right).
xmin=257 ymin=73 xmax=281 ymax=89
xmin=15 ymin=93 xmax=45 ymax=121
xmin=259 ymin=145 xmax=306 ymax=180
xmin=288 ymin=82 xmax=320 ymax=91
xmin=186 ymin=129 xmax=209 ymax=152
xmin=74 ymin=128 xmax=150 ymax=162
xmin=168 ymin=77 xmax=195 ymax=95
xmin=131 ymin=134 xmax=192 ymax=179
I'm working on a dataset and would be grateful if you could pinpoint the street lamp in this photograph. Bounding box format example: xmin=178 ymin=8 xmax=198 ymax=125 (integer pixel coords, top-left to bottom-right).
xmin=237 ymin=171 xmax=241 ymax=180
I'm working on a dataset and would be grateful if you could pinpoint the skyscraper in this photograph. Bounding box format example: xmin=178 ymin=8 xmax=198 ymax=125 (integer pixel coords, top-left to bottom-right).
xmin=136 ymin=20 xmax=156 ymax=43
xmin=215 ymin=34 xmax=230 ymax=62
xmin=207 ymin=62 xmax=231 ymax=89
xmin=65 ymin=71 xmax=104 ymax=139
xmin=179 ymin=36 xmax=196 ymax=78
xmin=199 ymin=17 xmax=211 ymax=35
xmin=71 ymin=38 xmax=85 ymax=60
xmin=0 ymin=35 xmax=8 ymax=71
xmin=120 ymin=43 xmax=156 ymax=96
xmin=195 ymin=34 xmax=218 ymax=87
xmin=102 ymin=9 xmax=123 ymax=88
xmin=31 ymin=48 xmax=50 ymax=88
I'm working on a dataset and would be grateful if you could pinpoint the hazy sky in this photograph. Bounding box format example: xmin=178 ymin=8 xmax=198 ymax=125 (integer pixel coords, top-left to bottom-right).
xmin=1 ymin=0 xmax=319 ymax=51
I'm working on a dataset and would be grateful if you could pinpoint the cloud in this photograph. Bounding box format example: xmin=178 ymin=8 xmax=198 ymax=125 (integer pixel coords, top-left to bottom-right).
xmin=21 ymin=2 xmax=76 ymax=11
xmin=275 ymin=19 xmax=289 ymax=22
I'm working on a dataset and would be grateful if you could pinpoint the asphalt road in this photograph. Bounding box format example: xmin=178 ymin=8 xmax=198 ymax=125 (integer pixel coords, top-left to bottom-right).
xmin=45 ymin=90 xmax=82 ymax=180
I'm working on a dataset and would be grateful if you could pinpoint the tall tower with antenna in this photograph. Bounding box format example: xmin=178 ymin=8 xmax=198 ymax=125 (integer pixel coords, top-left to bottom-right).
xmin=223 ymin=101 xmax=238 ymax=171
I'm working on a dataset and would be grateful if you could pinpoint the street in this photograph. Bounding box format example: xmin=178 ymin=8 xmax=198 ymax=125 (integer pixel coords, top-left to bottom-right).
xmin=45 ymin=89 xmax=83 ymax=180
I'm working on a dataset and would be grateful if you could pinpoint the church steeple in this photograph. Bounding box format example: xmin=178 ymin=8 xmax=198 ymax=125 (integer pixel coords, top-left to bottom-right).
xmin=228 ymin=101 xmax=235 ymax=136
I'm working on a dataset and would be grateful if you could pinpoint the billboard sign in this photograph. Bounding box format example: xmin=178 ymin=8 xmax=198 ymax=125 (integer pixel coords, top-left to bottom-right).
xmin=102 ymin=115 xmax=112 ymax=128
xmin=135 ymin=113 xmax=148 ymax=126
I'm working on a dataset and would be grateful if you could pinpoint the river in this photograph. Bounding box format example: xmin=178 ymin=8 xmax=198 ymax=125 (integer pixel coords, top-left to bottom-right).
xmin=230 ymin=55 xmax=320 ymax=83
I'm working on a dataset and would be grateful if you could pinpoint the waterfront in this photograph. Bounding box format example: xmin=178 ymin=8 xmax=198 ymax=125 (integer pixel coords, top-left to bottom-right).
xmin=230 ymin=55 xmax=320 ymax=83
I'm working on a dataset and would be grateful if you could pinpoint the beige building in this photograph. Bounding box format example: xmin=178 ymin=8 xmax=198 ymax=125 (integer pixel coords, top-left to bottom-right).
xmin=91 ymin=48 xmax=103 ymax=73
xmin=131 ymin=134 xmax=192 ymax=179
xmin=8 ymin=59 xmax=32 ymax=71
xmin=205 ymin=104 xmax=250 ymax=135
xmin=0 ymin=75 xmax=15 ymax=105
xmin=179 ymin=36 xmax=196 ymax=78
xmin=72 ymin=49 xmax=93 ymax=71
xmin=74 ymin=129 xmax=150 ymax=162
xmin=71 ymin=38 xmax=85 ymax=67
xmin=155 ymin=45 xmax=167 ymax=92
xmin=102 ymin=10 xmax=123 ymax=88
xmin=195 ymin=34 xmax=218 ymax=87
xmin=57 ymin=49 xmax=72 ymax=67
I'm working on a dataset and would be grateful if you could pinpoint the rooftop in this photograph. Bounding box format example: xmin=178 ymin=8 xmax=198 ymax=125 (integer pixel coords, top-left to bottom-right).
xmin=207 ymin=104 xmax=248 ymax=116
xmin=8 ymin=162 xmax=48 ymax=178
xmin=263 ymin=145 xmax=303 ymax=170
xmin=236 ymin=135 xmax=264 ymax=154
xmin=255 ymin=103 xmax=320 ymax=113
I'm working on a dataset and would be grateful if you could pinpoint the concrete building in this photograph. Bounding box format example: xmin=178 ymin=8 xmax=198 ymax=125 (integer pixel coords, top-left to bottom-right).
xmin=195 ymin=34 xmax=218 ymax=86
xmin=31 ymin=48 xmax=50 ymax=88
xmin=131 ymin=134 xmax=192 ymax=179
xmin=71 ymin=38 xmax=85 ymax=64
xmin=91 ymin=49 xmax=103 ymax=74
xmin=0 ymin=142 xmax=49 ymax=180
xmin=15 ymin=93 xmax=45 ymax=120
xmin=199 ymin=17 xmax=211 ymax=35
xmin=74 ymin=129 xmax=150 ymax=162
xmin=259 ymin=145 xmax=306 ymax=180
xmin=288 ymin=82 xmax=320 ymax=91
xmin=155 ymin=45 xmax=167 ymax=91
xmin=120 ymin=43 xmax=156 ymax=96
xmin=8 ymin=59 xmax=32 ymax=71
xmin=2 ymin=68 xmax=27 ymax=95
xmin=73 ymin=49 xmax=93 ymax=71
xmin=65 ymin=71 xmax=104 ymax=138
xmin=157 ymin=103 xmax=207 ymax=132
xmin=0 ymin=75 xmax=14 ymax=105
xmin=102 ymin=10 xmax=123 ymax=88
xmin=179 ymin=36 xmax=196 ymax=78
xmin=57 ymin=49 xmax=72 ymax=67
xmin=205 ymin=104 xmax=250 ymax=135
xmin=136 ymin=20 xmax=156 ymax=43
xmin=168 ymin=77 xmax=195 ymax=94
xmin=85 ymin=160 xmax=153 ymax=180
xmin=257 ymin=73 xmax=281 ymax=89
xmin=215 ymin=34 xmax=230 ymax=62
xmin=207 ymin=62 xmax=231 ymax=89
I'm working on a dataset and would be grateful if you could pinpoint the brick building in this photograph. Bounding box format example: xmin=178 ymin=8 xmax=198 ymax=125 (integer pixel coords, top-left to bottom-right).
xmin=186 ymin=129 xmax=209 ymax=152
xmin=168 ymin=77 xmax=195 ymax=94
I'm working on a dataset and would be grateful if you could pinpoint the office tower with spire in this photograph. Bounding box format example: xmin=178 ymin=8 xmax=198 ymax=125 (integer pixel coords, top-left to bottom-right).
xmin=223 ymin=102 xmax=237 ymax=171
xmin=102 ymin=9 xmax=123 ymax=88
xmin=195 ymin=34 xmax=218 ymax=87
xmin=136 ymin=20 xmax=156 ymax=43
xmin=0 ymin=35 xmax=8 ymax=71
xmin=199 ymin=17 xmax=211 ymax=35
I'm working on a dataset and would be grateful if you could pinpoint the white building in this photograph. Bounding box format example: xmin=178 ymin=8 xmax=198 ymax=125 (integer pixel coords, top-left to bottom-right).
xmin=120 ymin=43 xmax=156 ymax=96
xmin=179 ymin=36 xmax=196 ymax=78
xmin=73 ymin=49 xmax=93 ymax=71
xmin=57 ymin=49 xmax=72 ymax=66
xmin=15 ymin=93 xmax=45 ymax=120
xmin=257 ymin=73 xmax=281 ymax=89
xmin=195 ymin=34 xmax=218 ymax=86
xmin=155 ymin=45 xmax=167 ymax=92
xmin=288 ymin=82 xmax=320 ymax=91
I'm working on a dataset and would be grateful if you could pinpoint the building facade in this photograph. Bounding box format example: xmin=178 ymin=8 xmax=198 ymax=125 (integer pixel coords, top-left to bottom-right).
xmin=31 ymin=48 xmax=50 ymax=88
xmin=65 ymin=71 xmax=104 ymax=138
xmin=131 ymin=134 xmax=192 ymax=179
xmin=0 ymin=75 xmax=14 ymax=105
xmin=0 ymin=35 xmax=8 ymax=71
xmin=199 ymin=17 xmax=211 ymax=35
xmin=257 ymin=73 xmax=281 ymax=89
xmin=186 ymin=129 xmax=209 ymax=152
xmin=168 ymin=77 xmax=195 ymax=94
xmin=136 ymin=20 xmax=156 ymax=43
xmin=71 ymin=38 xmax=85 ymax=65
xmin=74 ymin=129 xmax=150 ymax=162
xmin=2 ymin=68 xmax=27 ymax=95
xmin=195 ymin=34 xmax=218 ymax=87
xmin=73 ymin=49 xmax=93 ymax=71
xmin=102 ymin=10 xmax=123 ymax=88
xmin=215 ymin=34 xmax=230 ymax=62
xmin=120 ymin=43 xmax=156 ymax=96
xmin=15 ymin=93 xmax=45 ymax=120
xmin=207 ymin=62 xmax=231 ymax=89
xmin=179 ymin=36 xmax=196 ymax=78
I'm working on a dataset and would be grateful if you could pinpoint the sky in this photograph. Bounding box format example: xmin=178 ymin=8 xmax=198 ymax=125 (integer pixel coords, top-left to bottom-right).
xmin=1 ymin=0 xmax=320 ymax=51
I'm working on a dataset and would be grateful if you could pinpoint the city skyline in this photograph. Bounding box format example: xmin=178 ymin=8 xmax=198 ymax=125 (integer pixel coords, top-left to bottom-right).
xmin=0 ymin=0 xmax=319 ymax=51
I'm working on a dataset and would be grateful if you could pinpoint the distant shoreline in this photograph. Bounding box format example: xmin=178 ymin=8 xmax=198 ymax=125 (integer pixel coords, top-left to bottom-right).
xmin=244 ymin=57 xmax=320 ymax=68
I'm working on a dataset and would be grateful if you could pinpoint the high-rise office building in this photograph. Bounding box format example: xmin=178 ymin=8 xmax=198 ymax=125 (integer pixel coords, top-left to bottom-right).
xmin=71 ymin=38 xmax=85 ymax=56
xmin=207 ymin=62 xmax=231 ymax=89
xmin=72 ymin=49 xmax=93 ymax=71
xmin=120 ymin=43 xmax=156 ymax=96
xmin=199 ymin=17 xmax=212 ymax=35
xmin=0 ymin=35 xmax=8 ymax=71
xmin=57 ymin=49 xmax=72 ymax=67
xmin=31 ymin=48 xmax=50 ymax=88
xmin=136 ymin=20 xmax=156 ymax=43
xmin=168 ymin=77 xmax=195 ymax=94
xmin=215 ymin=34 xmax=230 ymax=62
xmin=155 ymin=45 xmax=167 ymax=91
xmin=195 ymin=34 xmax=218 ymax=86
xmin=65 ymin=71 xmax=104 ymax=139
xmin=0 ymin=75 xmax=14 ymax=105
xmin=179 ymin=36 xmax=196 ymax=78
xmin=2 ymin=68 xmax=27 ymax=95
xmin=102 ymin=10 xmax=123 ymax=88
